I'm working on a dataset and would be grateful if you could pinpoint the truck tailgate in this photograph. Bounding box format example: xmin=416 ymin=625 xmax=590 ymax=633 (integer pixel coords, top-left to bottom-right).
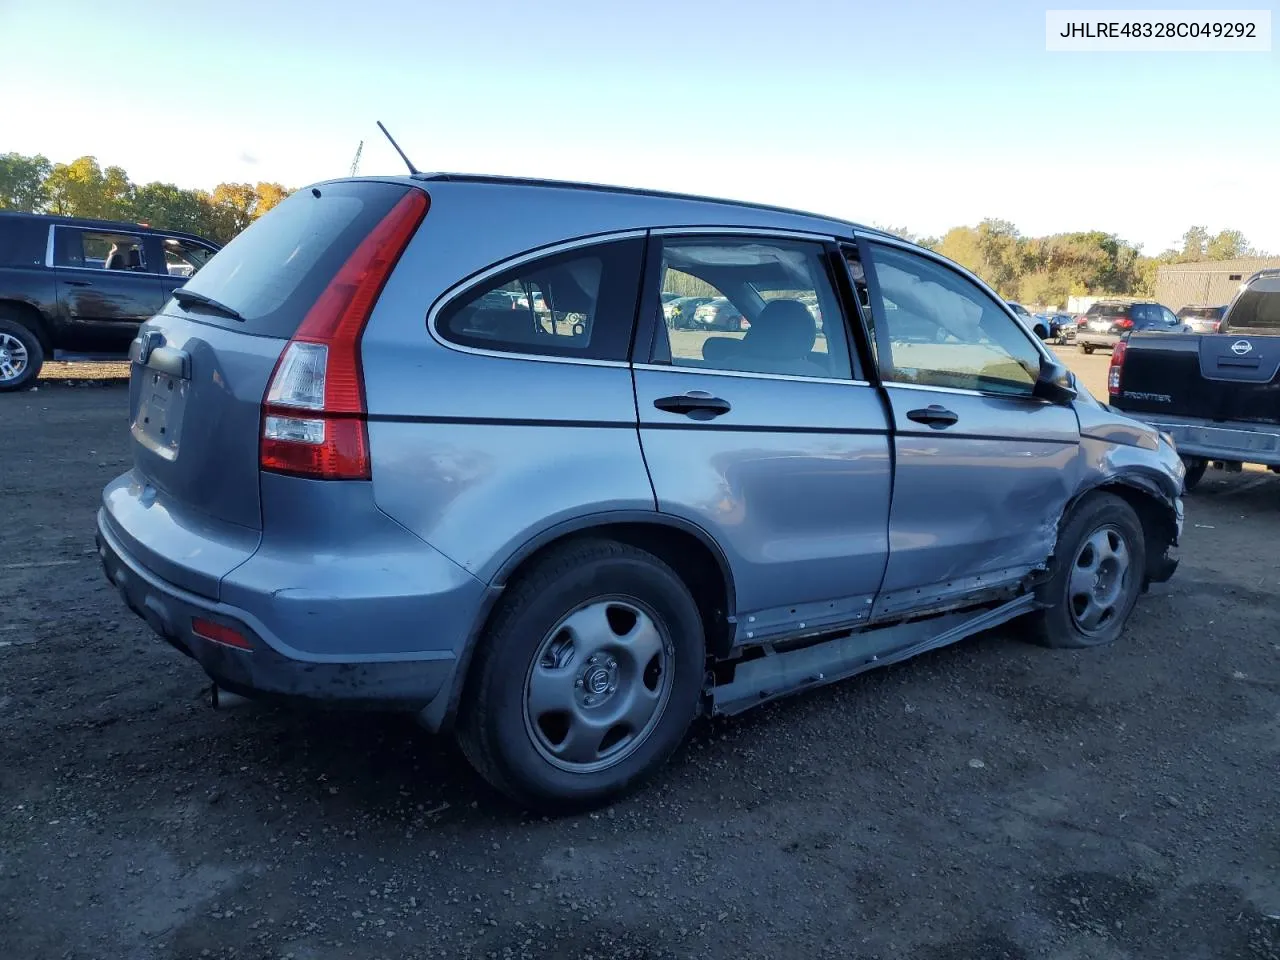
xmin=1114 ymin=331 xmax=1280 ymax=424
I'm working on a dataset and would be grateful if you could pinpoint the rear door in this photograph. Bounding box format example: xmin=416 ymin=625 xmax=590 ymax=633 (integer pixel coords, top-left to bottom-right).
xmin=854 ymin=238 xmax=1080 ymax=619
xmin=632 ymin=231 xmax=892 ymax=644
xmin=110 ymin=180 xmax=421 ymax=595
xmin=51 ymin=225 xmax=166 ymax=353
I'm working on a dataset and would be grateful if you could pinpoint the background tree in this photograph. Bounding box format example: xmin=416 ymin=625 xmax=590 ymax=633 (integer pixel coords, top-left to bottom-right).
xmin=0 ymin=152 xmax=52 ymax=211
xmin=1180 ymin=225 xmax=1209 ymax=261
xmin=1206 ymin=229 xmax=1251 ymax=261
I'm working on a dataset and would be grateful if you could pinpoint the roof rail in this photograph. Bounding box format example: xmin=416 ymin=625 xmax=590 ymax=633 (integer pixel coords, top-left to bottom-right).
xmin=412 ymin=171 xmax=872 ymax=231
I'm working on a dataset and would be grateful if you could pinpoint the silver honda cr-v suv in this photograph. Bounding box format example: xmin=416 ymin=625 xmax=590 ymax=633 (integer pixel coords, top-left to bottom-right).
xmin=97 ymin=173 xmax=1184 ymax=810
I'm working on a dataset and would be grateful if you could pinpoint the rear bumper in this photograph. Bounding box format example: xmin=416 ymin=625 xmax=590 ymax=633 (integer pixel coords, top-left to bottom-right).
xmin=96 ymin=509 xmax=458 ymax=710
xmin=1078 ymin=332 xmax=1120 ymax=348
xmin=1131 ymin=414 xmax=1280 ymax=467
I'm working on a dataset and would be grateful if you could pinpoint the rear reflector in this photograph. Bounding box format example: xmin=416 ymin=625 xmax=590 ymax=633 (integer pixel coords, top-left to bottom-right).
xmin=192 ymin=617 xmax=253 ymax=650
xmin=260 ymin=188 xmax=429 ymax=480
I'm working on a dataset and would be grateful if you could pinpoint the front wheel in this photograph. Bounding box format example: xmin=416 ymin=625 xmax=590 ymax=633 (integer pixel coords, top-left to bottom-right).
xmin=1081 ymin=342 xmax=1095 ymax=355
xmin=1028 ymin=493 xmax=1146 ymax=649
xmin=457 ymin=539 xmax=705 ymax=811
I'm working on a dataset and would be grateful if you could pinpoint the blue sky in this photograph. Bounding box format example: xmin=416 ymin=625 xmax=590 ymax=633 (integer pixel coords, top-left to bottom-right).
xmin=2 ymin=0 xmax=1276 ymax=252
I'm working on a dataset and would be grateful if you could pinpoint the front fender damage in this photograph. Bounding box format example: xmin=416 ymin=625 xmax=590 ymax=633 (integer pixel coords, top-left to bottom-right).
xmin=1062 ymin=436 xmax=1184 ymax=590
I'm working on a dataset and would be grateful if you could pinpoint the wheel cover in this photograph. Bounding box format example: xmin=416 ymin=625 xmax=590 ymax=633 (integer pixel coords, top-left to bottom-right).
xmin=1067 ymin=523 xmax=1132 ymax=635
xmin=523 ymin=597 xmax=675 ymax=774
xmin=0 ymin=332 xmax=29 ymax=383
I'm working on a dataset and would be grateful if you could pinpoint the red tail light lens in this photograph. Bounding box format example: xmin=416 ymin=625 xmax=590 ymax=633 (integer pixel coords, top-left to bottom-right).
xmin=1114 ymin=318 xmax=1133 ymax=330
xmin=1108 ymin=340 xmax=1127 ymax=395
xmin=260 ymin=188 xmax=429 ymax=480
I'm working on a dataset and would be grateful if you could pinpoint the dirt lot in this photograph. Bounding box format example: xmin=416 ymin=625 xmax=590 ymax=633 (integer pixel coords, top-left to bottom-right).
xmin=2 ymin=351 xmax=1278 ymax=960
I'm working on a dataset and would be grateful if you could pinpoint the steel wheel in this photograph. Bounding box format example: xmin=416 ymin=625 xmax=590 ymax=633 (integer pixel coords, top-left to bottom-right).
xmin=0 ymin=332 xmax=29 ymax=384
xmin=523 ymin=598 xmax=674 ymax=774
xmin=1067 ymin=524 xmax=1131 ymax=635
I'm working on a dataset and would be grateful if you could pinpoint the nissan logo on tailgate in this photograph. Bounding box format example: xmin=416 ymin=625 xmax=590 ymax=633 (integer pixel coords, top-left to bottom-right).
xmin=1231 ymin=339 xmax=1253 ymax=356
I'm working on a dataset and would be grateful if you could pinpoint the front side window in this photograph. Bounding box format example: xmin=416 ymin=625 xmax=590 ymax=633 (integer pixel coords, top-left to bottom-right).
xmin=437 ymin=238 xmax=643 ymax=362
xmin=162 ymin=237 xmax=216 ymax=278
xmin=864 ymin=242 xmax=1042 ymax=396
xmin=56 ymin=228 xmax=147 ymax=272
xmin=653 ymin=237 xmax=853 ymax=380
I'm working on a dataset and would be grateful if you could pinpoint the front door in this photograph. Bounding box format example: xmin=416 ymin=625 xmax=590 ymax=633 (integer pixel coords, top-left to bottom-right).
xmin=51 ymin=225 xmax=166 ymax=354
xmin=852 ymin=238 xmax=1082 ymax=620
xmin=632 ymin=232 xmax=892 ymax=644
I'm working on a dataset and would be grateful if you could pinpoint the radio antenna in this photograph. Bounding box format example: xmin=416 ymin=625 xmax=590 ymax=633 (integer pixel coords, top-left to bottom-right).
xmin=376 ymin=121 xmax=419 ymax=175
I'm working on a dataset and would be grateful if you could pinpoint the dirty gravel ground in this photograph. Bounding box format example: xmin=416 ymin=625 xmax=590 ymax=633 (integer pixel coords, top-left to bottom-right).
xmin=2 ymin=360 xmax=1278 ymax=960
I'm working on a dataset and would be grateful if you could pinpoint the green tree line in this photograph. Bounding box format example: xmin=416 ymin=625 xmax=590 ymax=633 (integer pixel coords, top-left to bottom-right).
xmin=875 ymin=220 xmax=1268 ymax=307
xmin=0 ymin=152 xmax=294 ymax=246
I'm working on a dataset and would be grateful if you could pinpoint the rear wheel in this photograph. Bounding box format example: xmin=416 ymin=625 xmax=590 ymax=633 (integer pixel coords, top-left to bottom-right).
xmin=1081 ymin=342 xmax=1095 ymax=355
xmin=457 ymin=539 xmax=705 ymax=811
xmin=0 ymin=315 xmax=44 ymax=391
xmin=1181 ymin=456 xmax=1208 ymax=492
xmin=1028 ymin=493 xmax=1146 ymax=649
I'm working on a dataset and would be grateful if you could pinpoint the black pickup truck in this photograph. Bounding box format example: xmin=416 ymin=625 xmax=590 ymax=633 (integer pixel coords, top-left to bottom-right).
xmin=0 ymin=212 xmax=220 ymax=390
xmin=1108 ymin=268 xmax=1280 ymax=490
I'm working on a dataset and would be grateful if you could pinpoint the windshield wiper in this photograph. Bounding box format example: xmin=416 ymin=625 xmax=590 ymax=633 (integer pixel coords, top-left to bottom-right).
xmin=171 ymin=287 xmax=246 ymax=322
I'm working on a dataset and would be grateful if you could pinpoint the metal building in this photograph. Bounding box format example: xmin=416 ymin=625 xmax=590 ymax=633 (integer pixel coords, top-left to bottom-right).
xmin=1156 ymin=258 xmax=1280 ymax=309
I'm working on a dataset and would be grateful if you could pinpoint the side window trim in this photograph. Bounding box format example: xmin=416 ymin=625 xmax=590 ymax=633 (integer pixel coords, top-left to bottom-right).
xmin=642 ymin=231 xmax=861 ymax=382
xmin=429 ymin=232 xmax=646 ymax=365
xmin=858 ymin=235 xmax=1049 ymax=399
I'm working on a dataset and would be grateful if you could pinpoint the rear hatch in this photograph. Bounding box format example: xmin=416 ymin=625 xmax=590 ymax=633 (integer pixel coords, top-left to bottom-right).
xmin=109 ymin=179 xmax=422 ymax=597
xmin=1085 ymin=303 xmax=1131 ymax=334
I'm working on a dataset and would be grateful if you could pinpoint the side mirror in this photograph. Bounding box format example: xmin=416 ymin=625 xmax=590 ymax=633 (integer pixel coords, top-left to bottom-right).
xmin=1033 ymin=356 xmax=1078 ymax=404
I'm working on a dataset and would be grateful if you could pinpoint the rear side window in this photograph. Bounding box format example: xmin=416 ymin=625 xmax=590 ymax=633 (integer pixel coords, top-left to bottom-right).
xmin=175 ymin=180 xmax=415 ymax=339
xmin=0 ymin=218 xmax=46 ymax=267
xmin=436 ymin=238 xmax=644 ymax=362
xmin=1224 ymin=276 xmax=1280 ymax=332
xmin=55 ymin=228 xmax=148 ymax=272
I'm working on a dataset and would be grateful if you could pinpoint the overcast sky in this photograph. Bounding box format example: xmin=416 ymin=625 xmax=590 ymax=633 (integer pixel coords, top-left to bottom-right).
xmin=2 ymin=0 xmax=1277 ymax=252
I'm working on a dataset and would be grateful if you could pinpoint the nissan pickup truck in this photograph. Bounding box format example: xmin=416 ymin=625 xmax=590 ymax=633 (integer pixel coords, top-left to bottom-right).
xmin=1108 ymin=268 xmax=1280 ymax=490
xmin=0 ymin=212 xmax=220 ymax=390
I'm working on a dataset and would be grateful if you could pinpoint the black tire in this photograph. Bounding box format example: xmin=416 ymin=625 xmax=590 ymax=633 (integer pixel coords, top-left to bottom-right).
xmin=1181 ymin=457 xmax=1208 ymax=493
xmin=1028 ymin=492 xmax=1146 ymax=649
xmin=0 ymin=313 xmax=44 ymax=391
xmin=457 ymin=539 xmax=705 ymax=811
xmin=1081 ymin=343 xmax=1095 ymax=355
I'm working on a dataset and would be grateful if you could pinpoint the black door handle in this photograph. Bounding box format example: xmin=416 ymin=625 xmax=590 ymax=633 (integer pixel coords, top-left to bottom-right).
xmin=906 ymin=404 xmax=959 ymax=428
xmin=654 ymin=393 xmax=732 ymax=420
xmin=64 ymin=279 xmax=93 ymax=287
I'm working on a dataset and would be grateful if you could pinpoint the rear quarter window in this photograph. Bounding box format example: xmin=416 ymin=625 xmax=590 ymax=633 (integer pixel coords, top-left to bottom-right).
xmin=435 ymin=238 xmax=645 ymax=362
xmin=0 ymin=218 xmax=47 ymax=267
xmin=173 ymin=180 xmax=415 ymax=339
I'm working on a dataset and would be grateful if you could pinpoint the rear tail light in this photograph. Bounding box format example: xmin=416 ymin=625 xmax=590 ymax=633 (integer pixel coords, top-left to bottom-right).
xmin=1114 ymin=318 xmax=1133 ymax=330
xmin=1108 ymin=339 xmax=1127 ymax=395
xmin=260 ymin=189 xmax=429 ymax=480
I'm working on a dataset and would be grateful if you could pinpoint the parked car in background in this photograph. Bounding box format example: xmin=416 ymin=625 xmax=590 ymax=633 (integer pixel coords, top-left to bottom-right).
xmin=0 ymin=212 xmax=220 ymax=390
xmin=692 ymin=296 xmax=748 ymax=331
xmin=1077 ymin=299 xmax=1187 ymax=354
xmin=1109 ymin=268 xmax=1280 ymax=490
xmin=1008 ymin=301 xmax=1050 ymax=340
xmin=666 ymin=295 xmax=712 ymax=329
xmin=1036 ymin=312 xmax=1076 ymax=345
xmin=96 ymin=173 xmax=1183 ymax=811
xmin=1175 ymin=304 xmax=1229 ymax=334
